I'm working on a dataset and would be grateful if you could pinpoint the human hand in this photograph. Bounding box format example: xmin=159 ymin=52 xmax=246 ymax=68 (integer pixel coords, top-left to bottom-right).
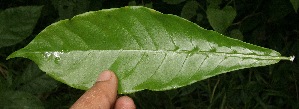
xmin=70 ymin=70 xmax=136 ymax=109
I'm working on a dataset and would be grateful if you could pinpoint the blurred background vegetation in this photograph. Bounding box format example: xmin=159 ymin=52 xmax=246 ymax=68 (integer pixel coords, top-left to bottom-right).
xmin=0 ymin=0 xmax=298 ymax=108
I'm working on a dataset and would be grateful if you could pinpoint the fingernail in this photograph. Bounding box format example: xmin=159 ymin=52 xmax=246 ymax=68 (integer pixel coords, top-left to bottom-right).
xmin=97 ymin=71 xmax=112 ymax=82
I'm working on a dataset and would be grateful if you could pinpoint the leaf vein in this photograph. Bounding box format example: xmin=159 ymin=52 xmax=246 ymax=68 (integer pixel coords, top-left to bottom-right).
xmin=167 ymin=53 xmax=189 ymax=84
xmin=144 ymin=52 xmax=167 ymax=85
xmin=64 ymin=24 xmax=89 ymax=48
xmin=155 ymin=17 xmax=179 ymax=50
xmin=133 ymin=15 xmax=158 ymax=50
xmin=121 ymin=52 xmax=146 ymax=80
xmin=113 ymin=18 xmax=143 ymax=49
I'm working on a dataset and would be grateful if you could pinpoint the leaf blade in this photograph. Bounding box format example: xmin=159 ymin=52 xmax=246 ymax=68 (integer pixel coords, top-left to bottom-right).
xmin=7 ymin=6 xmax=291 ymax=94
xmin=290 ymin=0 xmax=299 ymax=12
xmin=0 ymin=6 xmax=42 ymax=48
xmin=207 ymin=6 xmax=236 ymax=33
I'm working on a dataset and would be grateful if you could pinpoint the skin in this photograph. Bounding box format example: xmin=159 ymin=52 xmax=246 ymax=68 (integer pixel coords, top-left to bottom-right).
xmin=70 ymin=70 xmax=136 ymax=109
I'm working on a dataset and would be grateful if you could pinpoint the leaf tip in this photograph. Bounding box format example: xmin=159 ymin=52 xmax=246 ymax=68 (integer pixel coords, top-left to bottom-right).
xmin=6 ymin=50 xmax=25 ymax=60
xmin=6 ymin=52 xmax=16 ymax=60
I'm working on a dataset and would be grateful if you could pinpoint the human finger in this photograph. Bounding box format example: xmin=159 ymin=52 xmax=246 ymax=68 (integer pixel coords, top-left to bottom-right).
xmin=115 ymin=96 xmax=136 ymax=109
xmin=70 ymin=70 xmax=118 ymax=109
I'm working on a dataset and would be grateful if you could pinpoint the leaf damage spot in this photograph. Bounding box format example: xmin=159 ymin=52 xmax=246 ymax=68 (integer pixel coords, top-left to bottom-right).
xmin=290 ymin=55 xmax=295 ymax=62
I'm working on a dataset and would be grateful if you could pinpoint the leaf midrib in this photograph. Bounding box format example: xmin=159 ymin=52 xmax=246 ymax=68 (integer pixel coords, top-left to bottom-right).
xmin=22 ymin=49 xmax=287 ymax=60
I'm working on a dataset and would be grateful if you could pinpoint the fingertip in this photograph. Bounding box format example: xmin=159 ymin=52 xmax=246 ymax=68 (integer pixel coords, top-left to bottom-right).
xmin=96 ymin=70 xmax=117 ymax=82
xmin=91 ymin=70 xmax=118 ymax=103
xmin=115 ymin=96 xmax=136 ymax=109
xmin=70 ymin=70 xmax=118 ymax=109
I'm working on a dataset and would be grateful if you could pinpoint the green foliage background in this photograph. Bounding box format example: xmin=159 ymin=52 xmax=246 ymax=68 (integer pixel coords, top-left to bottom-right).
xmin=0 ymin=0 xmax=298 ymax=108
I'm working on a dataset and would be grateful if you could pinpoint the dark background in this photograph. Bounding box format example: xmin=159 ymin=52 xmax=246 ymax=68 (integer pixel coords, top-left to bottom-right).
xmin=0 ymin=0 xmax=298 ymax=108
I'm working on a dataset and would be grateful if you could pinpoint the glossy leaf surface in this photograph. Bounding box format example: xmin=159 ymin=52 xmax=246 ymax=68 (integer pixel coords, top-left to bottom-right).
xmin=8 ymin=6 xmax=292 ymax=94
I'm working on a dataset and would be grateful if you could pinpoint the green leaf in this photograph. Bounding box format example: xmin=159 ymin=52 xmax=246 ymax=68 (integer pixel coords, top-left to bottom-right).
xmin=207 ymin=0 xmax=222 ymax=8
xmin=229 ymin=29 xmax=244 ymax=40
xmin=0 ymin=90 xmax=44 ymax=109
xmin=267 ymin=0 xmax=293 ymax=21
xmin=51 ymin=0 xmax=89 ymax=20
xmin=181 ymin=0 xmax=199 ymax=20
xmin=207 ymin=6 xmax=236 ymax=34
xmin=0 ymin=6 xmax=42 ymax=48
xmin=15 ymin=62 xmax=59 ymax=94
xmin=7 ymin=6 xmax=292 ymax=94
xmin=290 ymin=0 xmax=299 ymax=12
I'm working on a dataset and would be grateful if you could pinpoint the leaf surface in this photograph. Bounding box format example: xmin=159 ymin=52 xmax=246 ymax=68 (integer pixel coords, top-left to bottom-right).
xmin=181 ymin=0 xmax=199 ymax=20
xmin=290 ymin=0 xmax=299 ymax=12
xmin=7 ymin=6 xmax=291 ymax=94
xmin=15 ymin=63 xmax=59 ymax=94
xmin=0 ymin=6 xmax=42 ymax=48
xmin=0 ymin=90 xmax=44 ymax=109
xmin=207 ymin=6 xmax=236 ymax=33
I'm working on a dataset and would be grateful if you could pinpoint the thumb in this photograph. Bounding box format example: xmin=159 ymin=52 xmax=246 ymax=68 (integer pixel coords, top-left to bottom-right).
xmin=71 ymin=70 xmax=118 ymax=109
